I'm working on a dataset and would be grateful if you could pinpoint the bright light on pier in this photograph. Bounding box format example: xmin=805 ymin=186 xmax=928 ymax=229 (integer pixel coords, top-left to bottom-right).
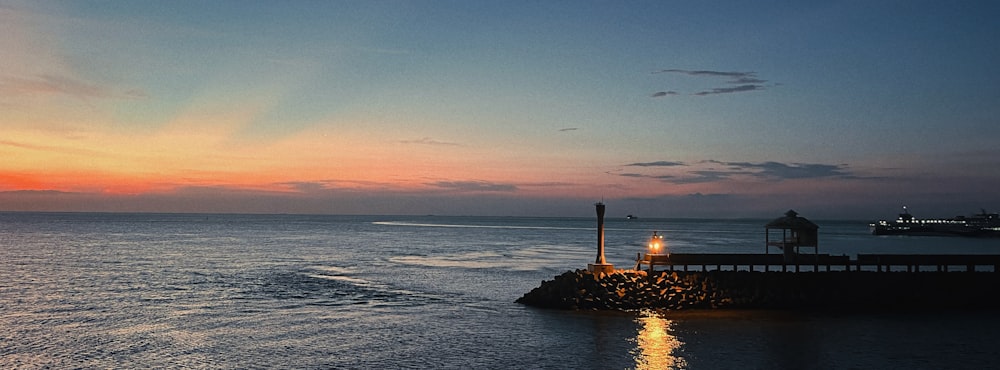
xmin=647 ymin=231 xmax=668 ymax=255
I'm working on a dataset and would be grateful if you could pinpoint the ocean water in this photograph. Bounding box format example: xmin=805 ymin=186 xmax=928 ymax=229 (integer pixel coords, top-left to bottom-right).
xmin=3 ymin=212 xmax=1000 ymax=369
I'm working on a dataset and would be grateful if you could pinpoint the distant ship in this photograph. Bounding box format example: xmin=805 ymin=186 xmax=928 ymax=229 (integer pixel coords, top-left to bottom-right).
xmin=626 ymin=214 xmax=638 ymax=220
xmin=869 ymin=206 xmax=1000 ymax=237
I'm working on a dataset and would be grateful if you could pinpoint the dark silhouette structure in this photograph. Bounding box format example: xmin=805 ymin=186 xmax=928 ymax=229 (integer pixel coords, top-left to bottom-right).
xmin=765 ymin=210 xmax=819 ymax=271
xmin=588 ymin=202 xmax=615 ymax=274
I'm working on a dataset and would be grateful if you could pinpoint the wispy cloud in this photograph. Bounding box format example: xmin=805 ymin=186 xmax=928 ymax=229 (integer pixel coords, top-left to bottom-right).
xmin=276 ymin=179 xmax=392 ymax=193
xmin=626 ymin=161 xmax=686 ymax=167
xmin=651 ymin=69 xmax=770 ymax=97
xmin=0 ymin=74 xmax=147 ymax=101
xmin=0 ymin=139 xmax=102 ymax=156
xmin=618 ymin=159 xmax=866 ymax=184
xmin=672 ymin=170 xmax=738 ymax=184
xmin=428 ymin=181 xmax=517 ymax=192
xmin=0 ymin=189 xmax=75 ymax=195
xmin=651 ymin=91 xmax=678 ymax=98
xmin=282 ymin=181 xmax=333 ymax=194
xmin=654 ymin=69 xmax=754 ymax=79
xmin=619 ymin=170 xmax=729 ymax=184
xmin=399 ymin=137 xmax=461 ymax=146
xmin=558 ymin=127 xmax=578 ymax=132
xmin=693 ymin=84 xmax=764 ymax=96
xmin=706 ymin=160 xmax=858 ymax=180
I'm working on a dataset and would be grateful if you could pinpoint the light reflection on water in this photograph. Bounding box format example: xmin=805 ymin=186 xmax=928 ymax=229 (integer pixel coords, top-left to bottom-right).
xmin=631 ymin=310 xmax=687 ymax=369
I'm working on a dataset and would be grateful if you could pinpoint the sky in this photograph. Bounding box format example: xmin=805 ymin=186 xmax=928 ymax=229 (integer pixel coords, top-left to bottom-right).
xmin=2 ymin=0 xmax=999 ymax=219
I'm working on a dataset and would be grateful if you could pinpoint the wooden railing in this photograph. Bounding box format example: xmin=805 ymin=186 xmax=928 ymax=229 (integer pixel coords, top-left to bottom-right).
xmin=856 ymin=254 xmax=1000 ymax=272
xmin=636 ymin=253 xmax=1000 ymax=272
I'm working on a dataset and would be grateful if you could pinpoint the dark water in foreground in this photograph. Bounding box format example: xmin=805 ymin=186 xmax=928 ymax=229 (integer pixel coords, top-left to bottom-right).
xmin=2 ymin=212 xmax=1000 ymax=369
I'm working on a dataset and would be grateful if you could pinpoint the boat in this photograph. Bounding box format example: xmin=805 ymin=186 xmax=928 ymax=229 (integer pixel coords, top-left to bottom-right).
xmin=626 ymin=214 xmax=638 ymax=220
xmin=869 ymin=206 xmax=1000 ymax=237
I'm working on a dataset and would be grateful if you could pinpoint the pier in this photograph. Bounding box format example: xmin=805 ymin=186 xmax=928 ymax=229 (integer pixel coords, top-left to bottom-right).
xmin=637 ymin=253 xmax=1000 ymax=273
xmin=637 ymin=210 xmax=1000 ymax=273
xmin=516 ymin=204 xmax=1000 ymax=311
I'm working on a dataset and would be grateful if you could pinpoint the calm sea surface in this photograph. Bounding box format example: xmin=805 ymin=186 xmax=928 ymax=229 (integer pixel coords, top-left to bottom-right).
xmin=3 ymin=212 xmax=1000 ymax=369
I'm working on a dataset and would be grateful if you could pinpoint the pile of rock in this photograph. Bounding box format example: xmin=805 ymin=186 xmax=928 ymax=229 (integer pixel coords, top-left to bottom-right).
xmin=516 ymin=269 xmax=1000 ymax=311
xmin=515 ymin=269 xmax=730 ymax=311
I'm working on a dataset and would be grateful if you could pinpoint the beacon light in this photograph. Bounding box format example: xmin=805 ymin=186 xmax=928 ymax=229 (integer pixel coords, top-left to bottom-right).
xmin=648 ymin=231 xmax=666 ymax=255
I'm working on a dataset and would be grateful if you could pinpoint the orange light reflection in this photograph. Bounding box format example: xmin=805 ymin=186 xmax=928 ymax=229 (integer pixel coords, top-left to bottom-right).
xmin=631 ymin=310 xmax=686 ymax=369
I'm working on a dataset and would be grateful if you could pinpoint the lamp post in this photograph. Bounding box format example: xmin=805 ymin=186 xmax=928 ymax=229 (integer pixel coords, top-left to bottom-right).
xmin=588 ymin=202 xmax=615 ymax=274
xmin=595 ymin=202 xmax=606 ymax=264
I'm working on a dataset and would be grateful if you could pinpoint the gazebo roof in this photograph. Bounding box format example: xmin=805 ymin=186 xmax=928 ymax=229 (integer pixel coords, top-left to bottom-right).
xmin=765 ymin=209 xmax=819 ymax=230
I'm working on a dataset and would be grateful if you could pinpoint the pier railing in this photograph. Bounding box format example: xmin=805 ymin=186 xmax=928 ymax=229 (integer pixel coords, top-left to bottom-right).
xmin=637 ymin=253 xmax=1000 ymax=273
xmin=856 ymin=254 xmax=1000 ymax=272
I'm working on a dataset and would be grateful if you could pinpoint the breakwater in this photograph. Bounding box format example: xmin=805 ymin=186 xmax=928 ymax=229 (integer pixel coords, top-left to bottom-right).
xmin=516 ymin=269 xmax=1000 ymax=311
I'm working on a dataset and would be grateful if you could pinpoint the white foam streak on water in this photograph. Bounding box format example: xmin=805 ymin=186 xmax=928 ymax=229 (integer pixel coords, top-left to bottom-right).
xmin=374 ymin=220 xmax=653 ymax=234
xmin=301 ymin=266 xmax=448 ymax=303
xmin=373 ymin=220 xmax=593 ymax=230
xmin=389 ymin=245 xmax=596 ymax=272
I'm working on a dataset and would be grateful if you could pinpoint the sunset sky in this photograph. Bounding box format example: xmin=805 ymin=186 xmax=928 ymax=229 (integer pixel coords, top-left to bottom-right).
xmin=3 ymin=0 xmax=999 ymax=219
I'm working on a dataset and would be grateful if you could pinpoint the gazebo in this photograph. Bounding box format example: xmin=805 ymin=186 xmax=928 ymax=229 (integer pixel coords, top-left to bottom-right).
xmin=765 ymin=210 xmax=819 ymax=270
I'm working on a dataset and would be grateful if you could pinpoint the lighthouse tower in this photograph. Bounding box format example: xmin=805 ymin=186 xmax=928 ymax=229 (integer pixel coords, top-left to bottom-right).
xmin=588 ymin=202 xmax=615 ymax=274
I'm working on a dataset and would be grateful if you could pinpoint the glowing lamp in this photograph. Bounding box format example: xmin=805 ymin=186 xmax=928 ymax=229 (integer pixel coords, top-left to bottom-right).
xmin=648 ymin=231 xmax=667 ymax=255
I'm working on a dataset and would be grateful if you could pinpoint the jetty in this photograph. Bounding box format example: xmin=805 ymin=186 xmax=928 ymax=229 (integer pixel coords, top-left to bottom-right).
xmin=638 ymin=253 xmax=1000 ymax=273
xmin=516 ymin=205 xmax=1000 ymax=311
